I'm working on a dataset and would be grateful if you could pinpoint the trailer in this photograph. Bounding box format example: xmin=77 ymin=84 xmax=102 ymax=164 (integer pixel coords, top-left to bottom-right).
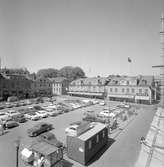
xmin=67 ymin=122 xmax=108 ymax=165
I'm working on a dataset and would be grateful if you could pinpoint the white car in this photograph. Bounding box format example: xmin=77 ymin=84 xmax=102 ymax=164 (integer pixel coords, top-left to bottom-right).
xmin=91 ymin=99 xmax=99 ymax=104
xmin=36 ymin=110 xmax=48 ymax=118
xmin=25 ymin=113 xmax=40 ymax=121
xmin=99 ymin=110 xmax=111 ymax=117
xmin=44 ymin=108 xmax=58 ymax=117
xmin=99 ymin=101 xmax=105 ymax=106
xmin=6 ymin=110 xmax=20 ymax=118
xmin=65 ymin=124 xmax=79 ymax=136
xmin=0 ymin=112 xmax=9 ymax=122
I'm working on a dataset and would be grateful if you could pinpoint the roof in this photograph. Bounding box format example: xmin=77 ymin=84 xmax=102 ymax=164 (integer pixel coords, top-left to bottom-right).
xmin=70 ymin=77 xmax=107 ymax=86
xmin=78 ymin=123 xmax=107 ymax=141
xmin=107 ymin=75 xmax=154 ymax=86
xmin=48 ymin=77 xmax=67 ymax=83
xmin=30 ymin=141 xmax=58 ymax=155
xmin=138 ymin=75 xmax=154 ymax=86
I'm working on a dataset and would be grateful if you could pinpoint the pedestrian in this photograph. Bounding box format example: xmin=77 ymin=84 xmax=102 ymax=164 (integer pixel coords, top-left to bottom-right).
xmin=0 ymin=123 xmax=4 ymax=136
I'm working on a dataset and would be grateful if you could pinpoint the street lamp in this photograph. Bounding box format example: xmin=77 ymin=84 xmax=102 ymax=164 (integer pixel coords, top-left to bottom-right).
xmin=14 ymin=136 xmax=21 ymax=167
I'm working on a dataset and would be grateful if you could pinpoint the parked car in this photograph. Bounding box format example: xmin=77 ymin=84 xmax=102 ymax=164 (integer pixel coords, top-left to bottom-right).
xmin=45 ymin=109 xmax=58 ymax=117
xmin=25 ymin=113 xmax=40 ymax=121
xmin=13 ymin=114 xmax=27 ymax=123
xmin=33 ymin=105 xmax=43 ymax=110
xmin=39 ymin=132 xmax=63 ymax=148
xmin=27 ymin=122 xmax=53 ymax=137
xmin=0 ymin=112 xmax=9 ymax=122
xmin=65 ymin=124 xmax=79 ymax=136
xmin=36 ymin=110 xmax=48 ymax=118
xmin=4 ymin=118 xmax=19 ymax=129
xmin=6 ymin=110 xmax=20 ymax=118
xmin=99 ymin=101 xmax=105 ymax=106
xmin=118 ymin=103 xmax=130 ymax=109
xmin=99 ymin=110 xmax=111 ymax=117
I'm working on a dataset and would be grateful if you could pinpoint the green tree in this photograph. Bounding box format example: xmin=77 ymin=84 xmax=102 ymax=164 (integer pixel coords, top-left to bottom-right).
xmin=58 ymin=66 xmax=85 ymax=81
xmin=36 ymin=68 xmax=59 ymax=78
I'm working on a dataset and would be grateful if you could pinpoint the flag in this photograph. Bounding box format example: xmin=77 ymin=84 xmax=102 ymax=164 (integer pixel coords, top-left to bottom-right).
xmin=128 ymin=57 xmax=132 ymax=63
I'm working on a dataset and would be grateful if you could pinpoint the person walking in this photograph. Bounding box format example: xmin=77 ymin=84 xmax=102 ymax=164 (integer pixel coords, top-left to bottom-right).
xmin=0 ymin=121 xmax=4 ymax=135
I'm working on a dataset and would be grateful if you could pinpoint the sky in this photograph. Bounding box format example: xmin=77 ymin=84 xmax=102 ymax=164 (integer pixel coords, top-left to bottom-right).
xmin=0 ymin=0 xmax=163 ymax=77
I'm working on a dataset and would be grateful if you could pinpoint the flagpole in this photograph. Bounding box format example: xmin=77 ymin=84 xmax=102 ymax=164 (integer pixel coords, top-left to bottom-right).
xmin=128 ymin=57 xmax=132 ymax=76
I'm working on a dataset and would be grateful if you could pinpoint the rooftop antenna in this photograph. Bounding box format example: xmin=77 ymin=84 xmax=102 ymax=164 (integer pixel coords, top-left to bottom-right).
xmin=152 ymin=13 xmax=164 ymax=107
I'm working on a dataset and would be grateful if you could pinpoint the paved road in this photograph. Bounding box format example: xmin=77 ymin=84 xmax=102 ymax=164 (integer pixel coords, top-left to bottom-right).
xmin=89 ymin=106 xmax=156 ymax=167
xmin=0 ymin=100 xmax=156 ymax=167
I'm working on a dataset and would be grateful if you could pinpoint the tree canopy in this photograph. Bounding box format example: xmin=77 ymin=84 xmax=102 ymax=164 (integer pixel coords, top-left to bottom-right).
xmin=36 ymin=66 xmax=85 ymax=81
xmin=58 ymin=66 xmax=85 ymax=81
xmin=36 ymin=68 xmax=59 ymax=78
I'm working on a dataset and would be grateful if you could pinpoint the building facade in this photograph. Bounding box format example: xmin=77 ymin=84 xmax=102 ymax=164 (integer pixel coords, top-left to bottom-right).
xmin=68 ymin=76 xmax=157 ymax=104
xmin=49 ymin=77 xmax=69 ymax=96
xmin=106 ymin=76 xmax=155 ymax=104
xmin=31 ymin=77 xmax=52 ymax=97
xmin=68 ymin=77 xmax=107 ymax=98
xmin=0 ymin=73 xmax=33 ymax=100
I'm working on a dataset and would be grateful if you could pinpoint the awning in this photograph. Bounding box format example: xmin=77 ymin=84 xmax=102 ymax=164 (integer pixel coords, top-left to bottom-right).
xmin=108 ymin=94 xmax=134 ymax=99
xmin=135 ymin=96 xmax=150 ymax=100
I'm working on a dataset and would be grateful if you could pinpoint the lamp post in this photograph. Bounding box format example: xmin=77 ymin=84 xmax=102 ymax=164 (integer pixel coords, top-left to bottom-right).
xmin=14 ymin=137 xmax=21 ymax=167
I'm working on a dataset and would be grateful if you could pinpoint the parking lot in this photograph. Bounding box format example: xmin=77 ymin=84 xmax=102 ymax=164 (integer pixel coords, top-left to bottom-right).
xmin=0 ymin=96 xmax=144 ymax=167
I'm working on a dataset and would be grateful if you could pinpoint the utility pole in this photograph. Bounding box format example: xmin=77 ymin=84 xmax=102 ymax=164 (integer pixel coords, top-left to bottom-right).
xmin=153 ymin=13 xmax=164 ymax=107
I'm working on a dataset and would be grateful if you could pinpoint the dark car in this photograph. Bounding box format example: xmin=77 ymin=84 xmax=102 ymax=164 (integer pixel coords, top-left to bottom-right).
xmin=13 ymin=114 xmax=27 ymax=123
xmin=39 ymin=132 xmax=63 ymax=148
xmin=5 ymin=118 xmax=19 ymax=129
xmin=27 ymin=122 xmax=53 ymax=137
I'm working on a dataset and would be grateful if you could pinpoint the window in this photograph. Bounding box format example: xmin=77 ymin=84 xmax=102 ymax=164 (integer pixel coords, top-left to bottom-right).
xmin=96 ymin=135 xmax=99 ymax=143
xmin=122 ymin=88 xmax=124 ymax=93
xmin=89 ymin=140 xmax=92 ymax=149
xmin=132 ymin=88 xmax=135 ymax=93
xmin=139 ymin=89 xmax=142 ymax=93
xmin=127 ymin=81 xmax=129 ymax=85
xmin=145 ymin=89 xmax=148 ymax=95
xmin=115 ymin=88 xmax=118 ymax=92
xmin=126 ymin=88 xmax=129 ymax=93
xmin=11 ymin=82 xmax=15 ymax=88
xmin=102 ymin=130 xmax=105 ymax=138
xmin=110 ymin=88 xmax=112 ymax=92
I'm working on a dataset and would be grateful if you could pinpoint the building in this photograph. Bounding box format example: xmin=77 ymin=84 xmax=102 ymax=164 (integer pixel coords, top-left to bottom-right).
xmin=106 ymin=75 xmax=155 ymax=104
xmin=0 ymin=73 xmax=33 ymax=100
xmin=67 ymin=122 xmax=108 ymax=165
xmin=68 ymin=77 xmax=107 ymax=98
xmin=49 ymin=77 xmax=69 ymax=95
xmin=68 ymin=76 xmax=157 ymax=104
xmin=152 ymin=14 xmax=164 ymax=107
xmin=31 ymin=77 xmax=52 ymax=97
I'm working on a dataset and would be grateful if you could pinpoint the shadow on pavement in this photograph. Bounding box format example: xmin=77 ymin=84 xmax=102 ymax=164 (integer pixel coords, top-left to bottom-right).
xmin=86 ymin=137 xmax=115 ymax=166
xmin=62 ymin=159 xmax=74 ymax=167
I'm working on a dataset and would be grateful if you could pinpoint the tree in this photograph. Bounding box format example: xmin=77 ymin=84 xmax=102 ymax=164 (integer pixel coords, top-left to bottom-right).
xmin=36 ymin=68 xmax=59 ymax=78
xmin=58 ymin=66 xmax=85 ymax=81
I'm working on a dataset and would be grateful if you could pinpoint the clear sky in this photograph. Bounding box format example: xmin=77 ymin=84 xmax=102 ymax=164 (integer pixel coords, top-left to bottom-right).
xmin=0 ymin=0 xmax=163 ymax=77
